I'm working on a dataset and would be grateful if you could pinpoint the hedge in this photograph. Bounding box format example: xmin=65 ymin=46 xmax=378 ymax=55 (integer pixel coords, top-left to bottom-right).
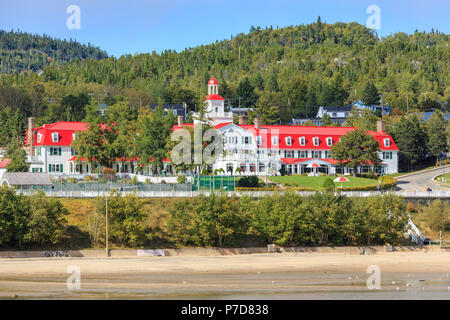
xmin=235 ymin=187 xmax=277 ymax=191
xmin=283 ymin=177 xmax=397 ymax=192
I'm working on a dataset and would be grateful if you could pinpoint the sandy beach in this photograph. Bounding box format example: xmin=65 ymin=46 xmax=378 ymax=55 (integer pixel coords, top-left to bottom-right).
xmin=1 ymin=252 xmax=450 ymax=299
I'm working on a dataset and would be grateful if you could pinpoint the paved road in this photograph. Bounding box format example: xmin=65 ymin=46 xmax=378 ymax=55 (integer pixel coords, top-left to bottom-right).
xmin=396 ymin=165 xmax=450 ymax=192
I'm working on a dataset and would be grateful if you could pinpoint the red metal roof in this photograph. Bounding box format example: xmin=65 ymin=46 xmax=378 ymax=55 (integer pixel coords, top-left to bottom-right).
xmin=238 ymin=125 xmax=398 ymax=151
xmin=208 ymin=77 xmax=218 ymax=85
xmin=171 ymin=123 xmax=195 ymax=131
xmin=26 ymin=122 xmax=116 ymax=147
xmin=0 ymin=158 xmax=11 ymax=169
xmin=213 ymin=122 xmax=233 ymax=129
xmin=281 ymin=158 xmax=342 ymax=165
xmin=205 ymin=94 xmax=224 ymax=101
xmin=26 ymin=121 xmax=89 ymax=147
xmin=69 ymin=156 xmax=169 ymax=163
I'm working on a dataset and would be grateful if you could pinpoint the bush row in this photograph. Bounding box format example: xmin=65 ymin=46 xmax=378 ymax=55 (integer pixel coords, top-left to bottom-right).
xmin=166 ymin=192 xmax=412 ymax=247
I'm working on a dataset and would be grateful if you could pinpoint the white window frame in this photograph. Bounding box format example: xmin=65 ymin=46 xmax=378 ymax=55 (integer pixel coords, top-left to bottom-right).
xmin=384 ymin=138 xmax=390 ymax=148
xmin=256 ymin=136 xmax=262 ymax=146
xmin=299 ymin=136 xmax=305 ymax=146
xmin=313 ymin=137 xmax=319 ymax=146
xmin=52 ymin=132 xmax=59 ymax=143
xmin=37 ymin=133 xmax=42 ymax=143
xmin=272 ymin=136 xmax=278 ymax=146
xmin=326 ymin=137 xmax=333 ymax=146
xmin=285 ymin=136 xmax=292 ymax=146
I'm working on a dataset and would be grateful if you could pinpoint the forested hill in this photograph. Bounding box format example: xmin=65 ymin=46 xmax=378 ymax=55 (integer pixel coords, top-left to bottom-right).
xmin=0 ymin=30 xmax=108 ymax=74
xmin=0 ymin=20 xmax=448 ymax=126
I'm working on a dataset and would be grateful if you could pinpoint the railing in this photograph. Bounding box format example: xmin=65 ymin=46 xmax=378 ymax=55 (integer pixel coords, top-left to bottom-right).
xmin=14 ymin=189 xmax=450 ymax=198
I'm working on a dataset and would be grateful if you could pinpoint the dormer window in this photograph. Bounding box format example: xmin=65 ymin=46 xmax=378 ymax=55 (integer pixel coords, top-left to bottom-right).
xmin=384 ymin=138 xmax=390 ymax=148
xmin=52 ymin=132 xmax=59 ymax=143
xmin=285 ymin=136 xmax=292 ymax=146
xmin=326 ymin=137 xmax=333 ymax=146
xmin=72 ymin=133 xmax=76 ymax=141
xmin=37 ymin=133 xmax=42 ymax=143
xmin=313 ymin=137 xmax=319 ymax=146
xmin=272 ymin=136 xmax=278 ymax=146
xmin=299 ymin=136 xmax=306 ymax=146
xmin=256 ymin=136 xmax=262 ymax=146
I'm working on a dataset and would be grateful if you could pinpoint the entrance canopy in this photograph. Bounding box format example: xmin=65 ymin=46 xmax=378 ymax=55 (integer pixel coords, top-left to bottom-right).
xmin=306 ymin=162 xmax=321 ymax=168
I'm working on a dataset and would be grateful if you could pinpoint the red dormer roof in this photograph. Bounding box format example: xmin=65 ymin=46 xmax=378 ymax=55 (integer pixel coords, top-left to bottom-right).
xmin=0 ymin=158 xmax=11 ymax=169
xmin=237 ymin=125 xmax=398 ymax=151
xmin=208 ymin=77 xmax=218 ymax=85
xmin=25 ymin=121 xmax=117 ymax=147
xmin=205 ymin=94 xmax=224 ymax=101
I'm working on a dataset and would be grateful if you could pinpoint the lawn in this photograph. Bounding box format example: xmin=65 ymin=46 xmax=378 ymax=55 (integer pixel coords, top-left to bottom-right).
xmin=435 ymin=172 xmax=450 ymax=185
xmin=269 ymin=175 xmax=381 ymax=190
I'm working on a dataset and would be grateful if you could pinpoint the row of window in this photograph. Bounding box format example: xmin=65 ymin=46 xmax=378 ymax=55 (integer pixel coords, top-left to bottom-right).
xmin=36 ymin=132 xmax=77 ymax=143
xmin=33 ymin=147 xmax=78 ymax=156
xmin=269 ymin=136 xmax=333 ymax=147
xmin=228 ymin=135 xmax=391 ymax=148
xmin=283 ymin=150 xmax=332 ymax=159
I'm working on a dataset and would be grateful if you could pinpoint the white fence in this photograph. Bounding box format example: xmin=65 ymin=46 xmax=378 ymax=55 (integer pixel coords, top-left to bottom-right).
xmin=16 ymin=189 xmax=450 ymax=198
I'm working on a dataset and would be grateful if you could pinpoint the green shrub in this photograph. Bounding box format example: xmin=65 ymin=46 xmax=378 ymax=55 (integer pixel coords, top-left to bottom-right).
xmin=237 ymin=176 xmax=259 ymax=188
xmin=322 ymin=178 xmax=335 ymax=191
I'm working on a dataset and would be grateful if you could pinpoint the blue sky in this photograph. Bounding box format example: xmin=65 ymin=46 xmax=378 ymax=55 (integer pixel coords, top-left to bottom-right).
xmin=0 ymin=0 xmax=448 ymax=57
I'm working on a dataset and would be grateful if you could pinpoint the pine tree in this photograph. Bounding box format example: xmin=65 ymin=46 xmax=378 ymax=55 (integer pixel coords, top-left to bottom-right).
xmin=427 ymin=111 xmax=448 ymax=163
xmin=361 ymin=81 xmax=380 ymax=106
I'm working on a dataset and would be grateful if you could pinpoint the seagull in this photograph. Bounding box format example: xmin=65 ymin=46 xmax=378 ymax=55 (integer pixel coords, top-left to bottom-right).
xmin=392 ymin=281 xmax=396 ymax=285
xmin=271 ymin=280 xmax=275 ymax=285
xmin=396 ymin=287 xmax=399 ymax=291
xmin=406 ymin=282 xmax=411 ymax=287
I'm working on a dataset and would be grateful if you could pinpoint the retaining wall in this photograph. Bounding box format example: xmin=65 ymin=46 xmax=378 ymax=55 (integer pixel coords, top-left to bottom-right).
xmin=0 ymin=245 xmax=445 ymax=259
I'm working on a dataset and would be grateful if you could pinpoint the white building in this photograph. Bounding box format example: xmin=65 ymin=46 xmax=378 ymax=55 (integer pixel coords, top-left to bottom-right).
xmin=24 ymin=78 xmax=399 ymax=176
xmin=176 ymin=78 xmax=399 ymax=175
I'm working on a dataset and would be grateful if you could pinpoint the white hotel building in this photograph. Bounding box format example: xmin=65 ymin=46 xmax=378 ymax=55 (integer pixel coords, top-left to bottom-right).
xmin=24 ymin=77 xmax=399 ymax=176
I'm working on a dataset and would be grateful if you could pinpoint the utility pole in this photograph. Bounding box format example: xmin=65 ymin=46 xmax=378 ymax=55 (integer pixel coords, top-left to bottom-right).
xmin=406 ymin=93 xmax=409 ymax=113
xmin=105 ymin=195 xmax=109 ymax=257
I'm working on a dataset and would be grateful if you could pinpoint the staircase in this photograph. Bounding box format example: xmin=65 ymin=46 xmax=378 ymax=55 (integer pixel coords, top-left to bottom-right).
xmin=407 ymin=218 xmax=426 ymax=245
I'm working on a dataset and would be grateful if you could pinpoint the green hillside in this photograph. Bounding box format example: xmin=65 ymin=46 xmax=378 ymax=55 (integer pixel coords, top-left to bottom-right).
xmin=0 ymin=29 xmax=108 ymax=74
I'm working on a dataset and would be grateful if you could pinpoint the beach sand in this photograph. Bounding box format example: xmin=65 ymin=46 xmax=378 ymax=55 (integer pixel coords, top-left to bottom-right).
xmin=1 ymin=252 xmax=450 ymax=299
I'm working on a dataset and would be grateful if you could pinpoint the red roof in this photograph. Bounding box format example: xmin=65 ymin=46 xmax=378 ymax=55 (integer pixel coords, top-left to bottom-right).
xmin=208 ymin=77 xmax=218 ymax=85
xmin=26 ymin=121 xmax=89 ymax=147
xmin=0 ymin=158 xmax=11 ymax=169
xmin=281 ymin=158 xmax=342 ymax=165
xmin=238 ymin=125 xmax=398 ymax=151
xmin=69 ymin=156 xmax=169 ymax=163
xmin=171 ymin=123 xmax=195 ymax=131
xmin=26 ymin=122 xmax=115 ymax=147
xmin=213 ymin=122 xmax=233 ymax=129
xmin=205 ymin=94 xmax=224 ymax=101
